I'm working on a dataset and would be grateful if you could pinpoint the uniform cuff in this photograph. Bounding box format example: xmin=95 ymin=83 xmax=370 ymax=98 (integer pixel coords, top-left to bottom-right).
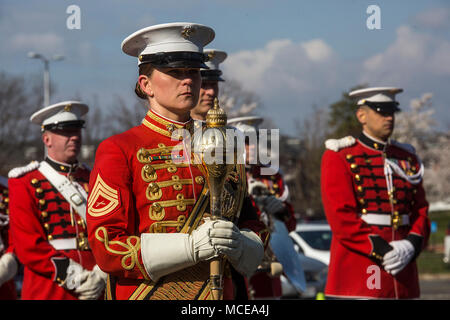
xmin=51 ymin=257 xmax=70 ymax=285
xmin=369 ymin=235 xmax=393 ymax=262
xmin=406 ymin=233 xmax=423 ymax=259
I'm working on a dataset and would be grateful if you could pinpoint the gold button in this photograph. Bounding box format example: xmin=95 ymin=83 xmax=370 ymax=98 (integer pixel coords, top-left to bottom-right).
xmin=394 ymin=211 xmax=399 ymax=216
xmin=195 ymin=176 xmax=205 ymax=184
xmin=41 ymin=211 xmax=48 ymax=218
xmin=60 ymin=166 xmax=66 ymax=171
xmin=44 ymin=223 xmax=50 ymax=230
xmin=31 ymin=178 xmax=39 ymax=185
xmin=143 ymin=164 xmax=155 ymax=174
xmin=362 ymin=209 xmax=367 ymax=214
xmin=374 ymin=143 xmax=379 ymax=149
xmin=3 ymin=197 xmax=8 ymax=203
xmin=355 ymin=174 xmax=361 ymax=181
xmin=77 ymin=219 xmax=84 ymax=225
xmin=346 ymin=154 xmax=353 ymax=160
xmin=359 ymin=198 xmax=365 ymax=204
xmin=48 ymin=235 xmax=53 ymax=240
xmin=39 ymin=199 xmax=46 ymax=205
xmin=78 ymin=232 xmax=85 ymax=238
xmin=357 ymin=186 xmax=363 ymax=192
xmin=149 ymin=182 xmax=160 ymax=193
xmin=36 ymin=188 xmax=43 ymax=193
xmin=152 ymin=203 xmax=162 ymax=213
xmin=350 ymin=163 xmax=358 ymax=169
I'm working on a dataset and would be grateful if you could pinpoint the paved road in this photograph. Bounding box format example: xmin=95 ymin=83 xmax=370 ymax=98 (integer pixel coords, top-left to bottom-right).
xmin=420 ymin=276 xmax=450 ymax=300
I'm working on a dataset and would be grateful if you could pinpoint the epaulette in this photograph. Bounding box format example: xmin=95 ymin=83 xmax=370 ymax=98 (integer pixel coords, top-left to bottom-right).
xmin=325 ymin=136 xmax=356 ymax=152
xmin=389 ymin=140 xmax=416 ymax=155
xmin=8 ymin=161 xmax=40 ymax=178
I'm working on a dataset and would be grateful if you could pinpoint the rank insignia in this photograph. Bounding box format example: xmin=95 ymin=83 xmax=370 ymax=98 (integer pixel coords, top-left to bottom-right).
xmin=88 ymin=173 xmax=120 ymax=217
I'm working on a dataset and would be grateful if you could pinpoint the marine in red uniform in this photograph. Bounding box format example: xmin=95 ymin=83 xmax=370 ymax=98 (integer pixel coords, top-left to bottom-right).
xmin=228 ymin=116 xmax=297 ymax=299
xmin=321 ymin=87 xmax=430 ymax=299
xmin=8 ymin=101 xmax=107 ymax=300
xmin=87 ymin=23 xmax=266 ymax=300
xmin=0 ymin=177 xmax=18 ymax=300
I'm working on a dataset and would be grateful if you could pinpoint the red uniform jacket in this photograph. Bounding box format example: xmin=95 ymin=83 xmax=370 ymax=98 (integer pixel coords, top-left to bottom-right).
xmin=8 ymin=159 xmax=96 ymax=300
xmin=0 ymin=182 xmax=17 ymax=300
xmin=247 ymin=165 xmax=296 ymax=299
xmin=321 ymin=133 xmax=430 ymax=299
xmin=87 ymin=110 xmax=267 ymax=300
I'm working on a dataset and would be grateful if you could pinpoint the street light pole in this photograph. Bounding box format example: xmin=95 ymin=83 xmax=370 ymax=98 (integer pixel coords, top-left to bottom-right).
xmin=43 ymin=59 xmax=50 ymax=107
xmin=28 ymin=52 xmax=64 ymax=107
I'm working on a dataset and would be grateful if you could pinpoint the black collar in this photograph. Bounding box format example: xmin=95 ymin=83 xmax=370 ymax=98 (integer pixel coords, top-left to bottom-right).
xmin=358 ymin=132 xmax=387 ymax=151
xmin=45 ymin=157 xmax=79 ymax=173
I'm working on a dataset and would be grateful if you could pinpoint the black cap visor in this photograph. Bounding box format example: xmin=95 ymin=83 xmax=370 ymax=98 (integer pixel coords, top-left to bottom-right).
xmin=201 ymin=69 xmax=224 ymax=82
xmin=139 ymin=51 xmax=208 ymax=69
xmin=364 ymin=101 xmax=401 ymax=115
xmin=43 ymin=120 xmax=85 ymax=132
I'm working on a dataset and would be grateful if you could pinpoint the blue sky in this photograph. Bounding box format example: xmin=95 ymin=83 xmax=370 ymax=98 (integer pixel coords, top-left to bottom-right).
xmin=1 ymin=0 xmax=449 ymax=135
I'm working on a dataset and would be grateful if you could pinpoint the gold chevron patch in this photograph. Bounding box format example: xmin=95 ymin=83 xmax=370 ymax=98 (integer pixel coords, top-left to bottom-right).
xmin=88 ymin=173 xmax=120 ymax=217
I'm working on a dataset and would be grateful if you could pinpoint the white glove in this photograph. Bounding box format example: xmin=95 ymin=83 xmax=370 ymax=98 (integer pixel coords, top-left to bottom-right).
xmin=141 ymin=218 xmax=219 ymax=281
xmin=60 ymin=259 xmax=89 ymax=291
xmin=382 ymin=240 xmax=415 ymax=275
xmin=74 ymin=265 xmax=107 ymax=300
xmin=211 ymin=220 xmax=264 ymax=277
xmin=0 ymin=252 xmax=18 ymax=286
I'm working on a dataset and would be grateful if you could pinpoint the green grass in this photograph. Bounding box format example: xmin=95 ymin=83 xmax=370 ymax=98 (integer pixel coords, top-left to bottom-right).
xmin=417 ymin=210 xmax=450 ymax=274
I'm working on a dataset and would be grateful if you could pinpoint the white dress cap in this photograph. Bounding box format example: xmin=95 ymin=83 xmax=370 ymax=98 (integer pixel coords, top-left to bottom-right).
xmin=227 ymin=116 xmax=264 ymax=135
xmin=349 ymin=87 xmax=403 ymax=105
xmin=121 ymin=22 xmax=215 ymax=67
xmin=30 ymin=101 xmax=89 ymax=131
xmin=201 ymin=49 xmax=227 ymax=81
xmin=349 ymin=87 xmax=403 ymax=113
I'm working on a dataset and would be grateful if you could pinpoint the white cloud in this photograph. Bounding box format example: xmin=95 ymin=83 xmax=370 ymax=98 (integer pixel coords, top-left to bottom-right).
xmin=301 ymin=39 xmax=333 ymax=62
xmin=361 ymin=26 xmax=450 ymax=85
xmin=10 ymin=33 xmax=65 ymax=56
xmin=223 ymin=38 xmax=338 ymax=97
xmin=413 ymin=7 xmax=450 ymax=29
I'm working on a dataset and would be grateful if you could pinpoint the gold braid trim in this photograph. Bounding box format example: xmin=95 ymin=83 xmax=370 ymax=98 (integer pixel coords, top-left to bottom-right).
xmin=146 ymin=111 xmax=186 ymax=128
xmin=142 ymin=118 xmax=184 ymax=139
xmin=95 ymin=227 xmax=150 ymax=280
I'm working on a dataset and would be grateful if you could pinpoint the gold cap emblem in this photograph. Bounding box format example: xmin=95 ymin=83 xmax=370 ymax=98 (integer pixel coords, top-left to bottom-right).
xmin=181 ymin=25 xmax=196 ymax=39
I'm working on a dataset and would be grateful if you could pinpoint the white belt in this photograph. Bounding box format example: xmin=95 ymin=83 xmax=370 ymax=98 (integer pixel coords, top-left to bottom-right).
xmin=361 ymin=213 xmax=410 ymax=227
xmin=49 ymin=238 xmax=77 ymax=250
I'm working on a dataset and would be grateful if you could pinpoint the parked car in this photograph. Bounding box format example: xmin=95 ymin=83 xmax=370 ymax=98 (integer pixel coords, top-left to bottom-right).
xmin=289 ymin=221 xmax=332 ymax=265
xmin=280 ymin=252 xmax=328 ymax=299
xmin=443 ymin=222 xmax=450 ymax=264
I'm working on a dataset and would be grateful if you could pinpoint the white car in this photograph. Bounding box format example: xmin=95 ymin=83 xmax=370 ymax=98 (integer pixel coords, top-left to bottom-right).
xmin=289 ymin=221 xmax=332 ymax=265
xmin=444 ymin=223 xmax=450 ymax=264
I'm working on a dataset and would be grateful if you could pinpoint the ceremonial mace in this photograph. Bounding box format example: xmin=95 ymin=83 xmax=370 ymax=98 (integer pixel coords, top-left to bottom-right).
xmin=192 ymin=98 xmax=238 ymax=300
